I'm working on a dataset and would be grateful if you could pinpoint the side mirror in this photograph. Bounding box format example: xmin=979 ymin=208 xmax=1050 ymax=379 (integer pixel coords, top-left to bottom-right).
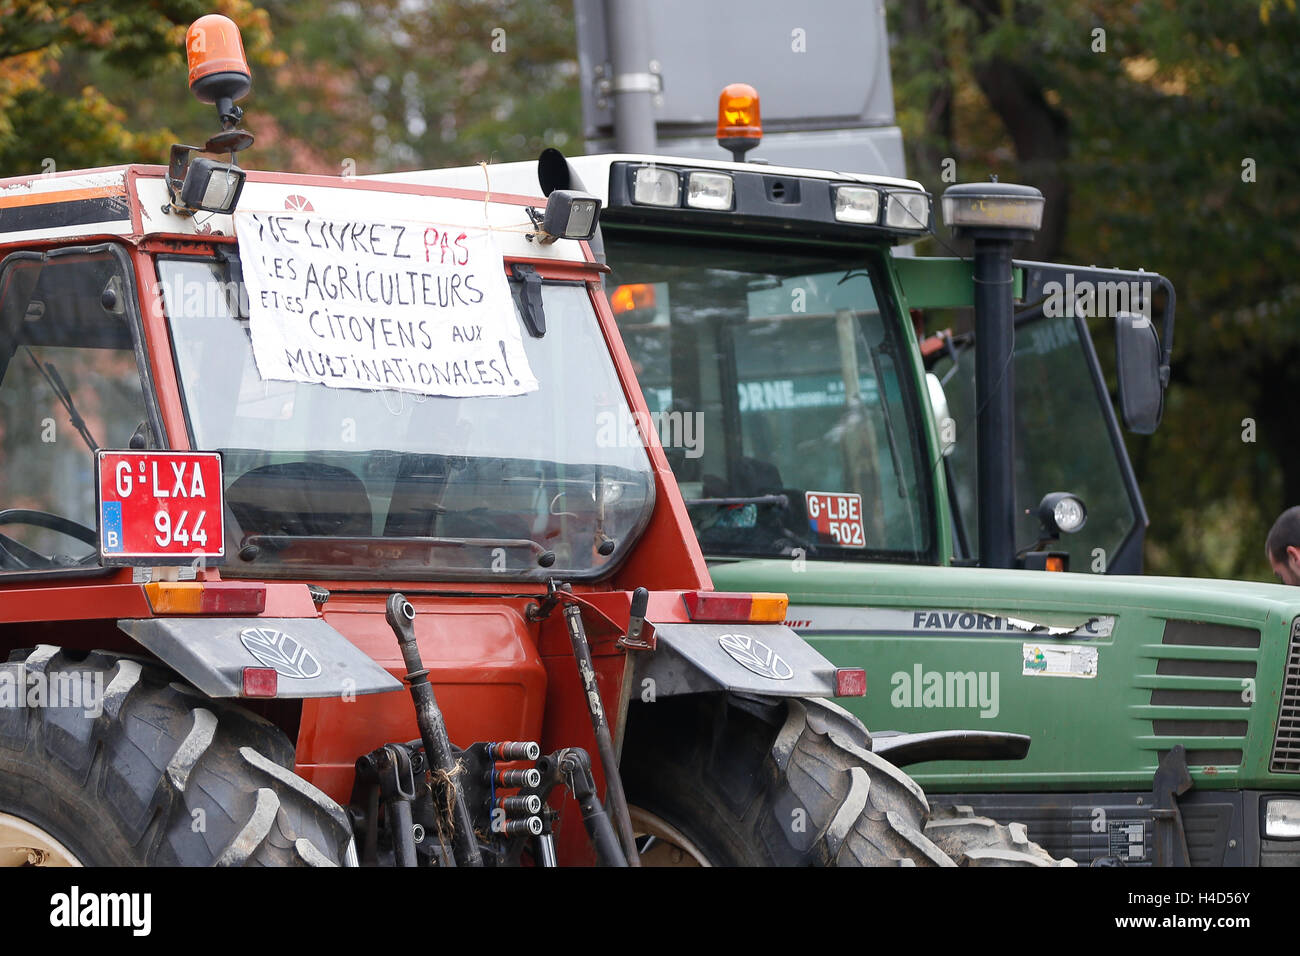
xmin=926 ymin=372 xmax=956 ymax=456
xmin=1115 ymin=311 xmax=1164 ymax=434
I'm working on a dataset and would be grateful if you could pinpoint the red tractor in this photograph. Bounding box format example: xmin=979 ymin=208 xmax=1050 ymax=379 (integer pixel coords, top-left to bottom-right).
xmin=0 ymin=16 xmax=1059 ymax=867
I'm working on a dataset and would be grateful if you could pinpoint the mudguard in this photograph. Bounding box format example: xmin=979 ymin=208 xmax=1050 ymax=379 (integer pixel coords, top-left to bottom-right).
xmin=634 ymin=622 xmax=842 ymax=698
xmin=118 ymin=617 xmax=402 ymax=699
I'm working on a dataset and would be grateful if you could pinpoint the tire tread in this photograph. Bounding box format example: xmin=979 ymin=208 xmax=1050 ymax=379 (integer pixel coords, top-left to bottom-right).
xmin=0 ymin=647 xmax=351 ymax=867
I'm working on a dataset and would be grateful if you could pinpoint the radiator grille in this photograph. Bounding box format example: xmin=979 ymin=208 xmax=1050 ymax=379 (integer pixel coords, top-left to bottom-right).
xmin=1270 ymin=618 xmax=1300 ymax=772
xmin=1146 ymin=620 xmax=1259 ymax=769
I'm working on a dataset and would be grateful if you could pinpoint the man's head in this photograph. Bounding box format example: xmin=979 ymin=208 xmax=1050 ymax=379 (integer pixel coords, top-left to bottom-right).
xmin=1267 ymin=506 xmax=1300 ymax=585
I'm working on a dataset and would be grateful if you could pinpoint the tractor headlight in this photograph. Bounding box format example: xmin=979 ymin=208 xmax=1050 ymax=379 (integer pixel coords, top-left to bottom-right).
xmin=833 ymin=185 xmax=881 ymax=224
xmin=686 ymin=171 xmax=734 ymax=210
xmin=883 ymin=189 xmax=931 ymax=231
xmin=632 ymin=166 xmax=680 ymax=206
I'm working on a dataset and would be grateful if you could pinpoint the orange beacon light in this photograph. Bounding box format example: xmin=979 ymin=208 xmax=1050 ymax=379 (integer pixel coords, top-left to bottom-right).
xmin=716 ymin=83 xmax=762 ymax=162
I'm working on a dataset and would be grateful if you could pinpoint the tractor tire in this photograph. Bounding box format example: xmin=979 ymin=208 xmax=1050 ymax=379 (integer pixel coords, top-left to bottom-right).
xmin=0 ymin=646 xmax=355 ymax=867
xmin=621 ymin=693 xmax=1071 ymax=867
xmin=923 ymin=804 xmax=1070 ymax=867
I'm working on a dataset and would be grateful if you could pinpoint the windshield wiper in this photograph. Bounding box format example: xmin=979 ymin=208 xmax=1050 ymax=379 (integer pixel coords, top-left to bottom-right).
xmin=24 ymin=346 xmax=98 ymax=453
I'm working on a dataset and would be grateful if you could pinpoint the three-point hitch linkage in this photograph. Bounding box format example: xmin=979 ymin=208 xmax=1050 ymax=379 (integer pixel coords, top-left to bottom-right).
xmin=346 ymin=591 xmax=634 ymax=866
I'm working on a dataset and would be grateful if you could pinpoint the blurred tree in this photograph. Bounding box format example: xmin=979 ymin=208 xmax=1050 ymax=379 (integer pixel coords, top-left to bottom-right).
xmin=890 ymin=0 xmax=1300 ymax=580
xmin=0 ymin=1 xmax=579 ymax=177
xmin=248 ymin=0 xmax=580 ymax=175
xmin=0 ymin=0 xmax=277 ymax=176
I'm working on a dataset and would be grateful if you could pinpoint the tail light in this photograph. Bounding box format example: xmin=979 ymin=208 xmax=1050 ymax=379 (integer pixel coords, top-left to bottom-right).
xmin=145 ymin=582 xmax=266 ymax=615
xmin=682 ymin=590 xmax=788 ymax=623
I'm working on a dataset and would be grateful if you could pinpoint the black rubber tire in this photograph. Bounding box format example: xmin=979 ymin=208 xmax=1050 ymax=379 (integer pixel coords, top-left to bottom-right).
xmin=781 ymin=698 xmax=1074 ymax=866
xmin=622 ymin=694 xmax=1074 ymax=867
xmin=793 ymin=699 xmax=1075 ymax=867
xmin=0 ymin=646 xmax=355 ymax=866
xmin=621 ymin=693 xmax=958 ymax=866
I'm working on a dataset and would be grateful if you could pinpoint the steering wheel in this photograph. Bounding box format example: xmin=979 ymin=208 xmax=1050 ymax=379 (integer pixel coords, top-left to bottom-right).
xmin=0 ymin=509 xmax=98 ymax=571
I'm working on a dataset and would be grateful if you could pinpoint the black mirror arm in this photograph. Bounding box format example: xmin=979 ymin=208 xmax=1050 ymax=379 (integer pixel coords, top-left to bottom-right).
xmin=1155 ymin=274 xmax=1176 ymax=388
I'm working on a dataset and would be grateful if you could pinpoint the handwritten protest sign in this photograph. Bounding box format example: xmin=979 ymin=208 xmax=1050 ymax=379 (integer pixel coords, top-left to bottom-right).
xmin=234 ymin=211 xmax=538 ymax=398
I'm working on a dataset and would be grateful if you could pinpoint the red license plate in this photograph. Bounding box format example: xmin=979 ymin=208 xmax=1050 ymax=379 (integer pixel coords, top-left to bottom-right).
xmin=96 ymin=451 xmax=225 ymax=564
xmin=804 ymin=490 xmax=865 ymax=547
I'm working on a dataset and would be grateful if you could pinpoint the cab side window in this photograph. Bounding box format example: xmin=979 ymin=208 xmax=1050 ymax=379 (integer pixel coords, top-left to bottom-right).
xmin=0 ymin=248 xmax=153 ymax=571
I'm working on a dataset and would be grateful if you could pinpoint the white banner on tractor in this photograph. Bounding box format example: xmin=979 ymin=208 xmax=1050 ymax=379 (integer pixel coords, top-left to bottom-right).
xmin=235 ymin=211 xmax=537 ymax=398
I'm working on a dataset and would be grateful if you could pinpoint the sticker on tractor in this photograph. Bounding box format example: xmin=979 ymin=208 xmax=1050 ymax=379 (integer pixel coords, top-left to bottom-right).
xmin=95 ymin=451 xmax=224 ymax=565
xmin=1107 ymin=820 xmax=1146 ymax=861
xmin=235 ymin=211 xmax=538 ymax=399
xmin=805 ymin=491 xmax=865 ymax=546
xmin=1021 ymin=643 xmax=1098 ymax=678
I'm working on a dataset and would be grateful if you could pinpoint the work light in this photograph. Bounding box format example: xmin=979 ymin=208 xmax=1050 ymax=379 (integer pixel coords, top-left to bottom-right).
xmin=178 ymin=157 xmax=247 ymax=214
xmin=1038 ymin=492 xmax=1087 ymax=535
xmin=540 ymin=189 xmax=601 ymax=241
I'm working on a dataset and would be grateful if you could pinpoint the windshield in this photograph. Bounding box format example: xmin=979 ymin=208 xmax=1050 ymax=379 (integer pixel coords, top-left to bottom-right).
xmin=606 ymin=235 xmax=933 ymax=563
xmin=160 ymin=259 xmax=654 ymax=581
